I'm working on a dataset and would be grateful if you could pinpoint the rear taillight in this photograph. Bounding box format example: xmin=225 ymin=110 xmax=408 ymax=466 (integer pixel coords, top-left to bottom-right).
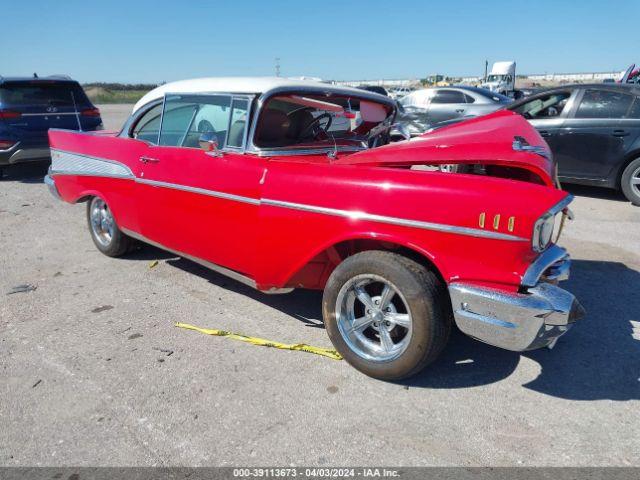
xmin=81 ymin=108 xmax=101 ymax=117
xmin=0 ymin=110 xmax=21 ymax=119
xmin=0 ymin=140 xmax=16 ymax=149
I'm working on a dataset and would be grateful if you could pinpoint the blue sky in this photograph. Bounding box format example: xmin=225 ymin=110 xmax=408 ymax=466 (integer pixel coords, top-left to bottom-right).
xmin=2 ymin=0 xmax=638 ymax=83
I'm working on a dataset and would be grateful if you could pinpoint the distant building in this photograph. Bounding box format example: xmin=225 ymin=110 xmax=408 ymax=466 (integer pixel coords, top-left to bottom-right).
xmin=526 ymin=71 xmax=621 ymax=82
xmin=334 ymin=70 xmax=624 ymax=88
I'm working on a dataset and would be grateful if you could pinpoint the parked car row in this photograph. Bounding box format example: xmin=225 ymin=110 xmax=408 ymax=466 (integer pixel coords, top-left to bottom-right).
xmin=395 ymin=86 xmax=512 ymax=136
xmin=391 ymin=83 xmax=640 ymax=205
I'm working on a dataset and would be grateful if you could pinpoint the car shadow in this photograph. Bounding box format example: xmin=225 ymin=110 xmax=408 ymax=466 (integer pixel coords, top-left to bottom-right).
xmin=164 ymin=257 xmax=325 ymax=329
xmin=133 ymin=249 xmax=640 ymax=401
xmin=563 ymin=183 xmax=628 ymax=203
xmin=402 ymin=259 xmax=640 ymax=401
xmin=0 ymin=162 xmax=49 ymax=184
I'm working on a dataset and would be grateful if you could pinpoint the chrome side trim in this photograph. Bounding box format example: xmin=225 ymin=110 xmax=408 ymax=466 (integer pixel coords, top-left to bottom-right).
xmin=121 ymin=228 xmax=258 ymax=289
xmin=135 ymin=178 xmax=260 ymax=205
xmin=522 ymin=244 xmax=570 ymax=287
xmin=262 ymin=198 xmax=529 ymax=242
xmin=50 ymin=149 xmax=134 ymax=179
xmin=48 ymin=148 xmax=527 ymax=243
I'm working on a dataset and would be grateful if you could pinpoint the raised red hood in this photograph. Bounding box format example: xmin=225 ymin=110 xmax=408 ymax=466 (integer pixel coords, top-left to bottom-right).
xmin=336 ymin=110 xmax=555 ymax=185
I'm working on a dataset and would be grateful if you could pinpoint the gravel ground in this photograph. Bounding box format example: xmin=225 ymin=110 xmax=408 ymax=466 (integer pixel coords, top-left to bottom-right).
xmin=0 ymin=106 xmax=638 ymax=466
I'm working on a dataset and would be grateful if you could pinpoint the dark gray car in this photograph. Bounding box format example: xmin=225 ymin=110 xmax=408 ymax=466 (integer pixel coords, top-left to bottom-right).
xmin=508 ymin=84 xmax=640 ymax=205
xmin=395 ymin=86 xmax=512 ymax=136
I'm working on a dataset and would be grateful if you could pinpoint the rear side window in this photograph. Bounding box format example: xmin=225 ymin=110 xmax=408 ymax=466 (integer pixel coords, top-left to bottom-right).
xmin=575 ymin=89 xmax=634 ymax=119
xmin=431 ymin=90 xmax=467 ymax=104
xmin=513 ymin=91 xmax=571 ymax=119
xmin=159 ymin=94 xmax=232 ymax=148
xmin=463 ymin=93 xmax=475 ymax=104
xmin=0 ymin=81 xmax=90 ymax=107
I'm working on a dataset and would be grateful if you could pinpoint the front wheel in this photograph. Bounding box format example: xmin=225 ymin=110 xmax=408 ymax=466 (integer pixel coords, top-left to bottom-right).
xmin=621 ymin=158 xmax=640 ymax=206
xmin=86 ymin=196 xmax=133 ymax=256
xmin=322 ymin=251 xmax=452 ymax=380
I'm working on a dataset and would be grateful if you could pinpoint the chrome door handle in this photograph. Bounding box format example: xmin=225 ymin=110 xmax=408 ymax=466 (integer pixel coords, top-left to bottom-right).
xmin=139 ymin=156 xmax=160 ymax=164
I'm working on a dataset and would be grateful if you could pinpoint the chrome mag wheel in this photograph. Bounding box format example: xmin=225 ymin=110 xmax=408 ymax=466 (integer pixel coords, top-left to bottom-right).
xmin=89 ymin=197 xmax=115 ymax=247
xmin=335 ymin=274 xmax=412 ymax=362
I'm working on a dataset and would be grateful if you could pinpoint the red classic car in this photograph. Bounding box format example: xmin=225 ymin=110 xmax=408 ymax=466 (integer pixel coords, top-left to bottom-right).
xmin=45 ymin=77 xmax=584 ymax=380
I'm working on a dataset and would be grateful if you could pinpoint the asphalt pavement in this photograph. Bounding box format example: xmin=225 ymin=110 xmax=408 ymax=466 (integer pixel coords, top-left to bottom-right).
xmin=0 ymin=105 xmax=638 ymax=466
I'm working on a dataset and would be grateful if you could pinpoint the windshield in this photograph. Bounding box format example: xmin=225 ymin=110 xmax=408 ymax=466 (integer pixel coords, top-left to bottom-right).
xmin=254 ymin=93 xmax=394 ymax=151
xmin=486 ymin=75 xmax=506 ymax=82
xmin=0 ymin=81 xmax=90 ymax=108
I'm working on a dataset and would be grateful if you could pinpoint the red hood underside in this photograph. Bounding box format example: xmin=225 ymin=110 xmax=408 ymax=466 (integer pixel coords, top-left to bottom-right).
xmin=336 ymin=110 xmax=554 ymax=184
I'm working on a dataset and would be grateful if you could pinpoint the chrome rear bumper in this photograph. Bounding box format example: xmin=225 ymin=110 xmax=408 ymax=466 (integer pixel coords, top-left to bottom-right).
xmin=449 ymin=246 xmax=584 ymax=351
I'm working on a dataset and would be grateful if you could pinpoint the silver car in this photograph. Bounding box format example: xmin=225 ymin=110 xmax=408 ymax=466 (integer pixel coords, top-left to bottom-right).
xmin=395 ymin=86 xmax=512 ymax=137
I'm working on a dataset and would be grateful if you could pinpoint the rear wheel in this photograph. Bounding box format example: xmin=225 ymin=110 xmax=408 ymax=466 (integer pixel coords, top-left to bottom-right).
xmin=621 ymin=158 xmax=640 ymax=206
xmin=86 ymin=196 xmax=133 ymax=256
xmin=322 ymin=251 xmax=451 ymax=380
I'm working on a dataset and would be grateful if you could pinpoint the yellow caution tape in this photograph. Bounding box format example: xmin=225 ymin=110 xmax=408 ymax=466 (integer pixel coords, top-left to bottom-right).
xmin=175 ymin=322 xmax=343 ymax=360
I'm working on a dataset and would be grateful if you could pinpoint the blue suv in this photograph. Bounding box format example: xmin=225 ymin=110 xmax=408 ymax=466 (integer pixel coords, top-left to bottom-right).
xmin=0 ymin=75 xmax=103 ymax=173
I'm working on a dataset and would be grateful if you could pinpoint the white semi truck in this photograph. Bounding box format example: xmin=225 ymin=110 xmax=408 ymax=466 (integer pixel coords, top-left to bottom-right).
xmin=481 ymin=61 xmax=516 ymax=96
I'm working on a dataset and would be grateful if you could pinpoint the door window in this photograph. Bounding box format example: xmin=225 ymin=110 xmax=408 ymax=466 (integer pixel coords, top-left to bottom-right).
xmin=131 ymin=103 xmax=162 ymax=143
xmin=431 ymin=90 xmax=467 ymax=104
xmin=575 ymin=89 xmax=634 ymax=119
xmin=226 ymin=99 xmax=249 ymax=148
xmin=513 ymin=91 xmax=571 ymax=119
xmin=159 ymin=94 xmax=232 ymax=148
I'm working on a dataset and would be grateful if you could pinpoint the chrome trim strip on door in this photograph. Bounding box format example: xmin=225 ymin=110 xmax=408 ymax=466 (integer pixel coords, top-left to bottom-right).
xmin=121 ymin=227 xmax=258 ymax=289
xmin=50 ymin=149 xmax=135 ymax=178
xmin=49 ymin=148 xmax=527 ymax=242
xmin=261 ymin=198 xmax=529 ymax=242
xmin=135 ymin=177 xmax=260 ymax=205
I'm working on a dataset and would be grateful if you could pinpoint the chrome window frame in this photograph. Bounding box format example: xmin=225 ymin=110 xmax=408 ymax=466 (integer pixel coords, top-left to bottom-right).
xmin=123 ymin=99 xmax=164 ymax=144
xmin=245 ymin=86 xmax=397 ymax=157
xmin=156 ymin=92 xmax=255 ymax=153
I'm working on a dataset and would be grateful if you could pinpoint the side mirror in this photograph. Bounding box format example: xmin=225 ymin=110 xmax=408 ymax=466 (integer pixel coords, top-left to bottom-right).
xmin=199 ymin=131 xmax=222 ymax=157
xmin=391 ymin=123 xmax=412 ymax=141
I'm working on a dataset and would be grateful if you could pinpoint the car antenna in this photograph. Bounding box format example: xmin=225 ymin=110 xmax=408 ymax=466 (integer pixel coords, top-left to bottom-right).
xmin=70 ymin=91 xmax=83 ymax=132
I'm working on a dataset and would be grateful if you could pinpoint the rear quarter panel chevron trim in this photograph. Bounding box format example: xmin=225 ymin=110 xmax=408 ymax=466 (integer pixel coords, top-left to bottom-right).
xmin=50 ymin=149 xmax=134 ymax=179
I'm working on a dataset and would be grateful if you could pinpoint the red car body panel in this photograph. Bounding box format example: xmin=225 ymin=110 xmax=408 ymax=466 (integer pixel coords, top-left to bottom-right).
xmin=48 ymin=109 xmax=567 ymax=295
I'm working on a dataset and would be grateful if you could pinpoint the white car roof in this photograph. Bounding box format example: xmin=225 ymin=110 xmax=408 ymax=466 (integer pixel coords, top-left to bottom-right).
xmin=133 ymin=76 xmax=380 ymax=113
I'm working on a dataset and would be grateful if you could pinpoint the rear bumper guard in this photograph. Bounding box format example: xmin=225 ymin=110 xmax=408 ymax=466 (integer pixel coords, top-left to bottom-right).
xmin=448 ymin=248 xmax=584 ymax=351
xmin=44 ymin=170 xmax=61 ymax=200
